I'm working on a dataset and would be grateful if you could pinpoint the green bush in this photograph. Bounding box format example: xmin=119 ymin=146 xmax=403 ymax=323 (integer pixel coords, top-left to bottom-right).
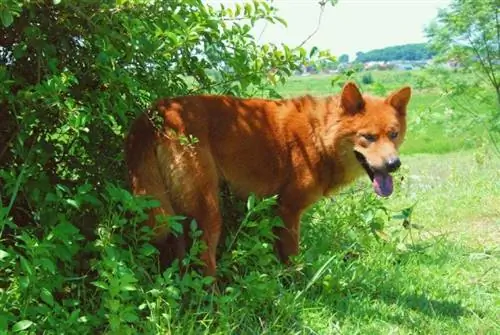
xmin=361 ymin=72 xmax=374 ymax=85
xmin=0 ymin=0 xmax=345 ymax=332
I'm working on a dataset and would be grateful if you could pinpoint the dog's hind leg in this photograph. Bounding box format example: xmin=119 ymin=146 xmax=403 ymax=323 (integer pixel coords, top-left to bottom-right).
xmin=127 ymin=145 xmax=187 ymax=270
xmin=156 ymin=143 xmax=222 ymax=278
xmin=125 ymin=115 xmax=188 ymax=270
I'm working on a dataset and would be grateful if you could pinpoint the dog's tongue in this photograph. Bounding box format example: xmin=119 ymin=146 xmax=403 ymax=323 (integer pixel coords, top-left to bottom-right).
xmin=373 ymin=173 xmax=393 ymax=197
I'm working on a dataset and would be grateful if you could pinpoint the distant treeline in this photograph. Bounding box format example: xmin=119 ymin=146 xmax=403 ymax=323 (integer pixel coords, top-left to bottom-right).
xmin=355 ymin=43 xmax=436 ymax=62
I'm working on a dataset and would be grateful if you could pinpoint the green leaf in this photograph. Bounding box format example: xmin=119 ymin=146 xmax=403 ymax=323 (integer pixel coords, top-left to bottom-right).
xmin=92 ymin=281 xmax=108 ymax=290
xmin=298 ymin=47 xmax=306 ymax=58
xmin=189 ymin=219 xmax=198 ymax=232
xmin=275 ymin=16 xmax=287 ymax=27
xmin=38 ymin=257 xmax=56 ymax=274
xmin=244 ymin=3 xmax=252 ymax=16
xmin=163 ymin=215 xmax=185 ymax=235
xmin=0 ymin=313 xmax=8 ymax=331
xmin=0 ymin=249 xmax=9 ymax=261
xmin=53 ymin=0 xmax=62 ymax=4
xmin=246 ymin=194 xmax=256 ymax=211
xmin=139 ymin=244 xmax=158 ymax=257
xmin=40 ymin=288 xmax=54 ymax=306
xmin=20 ymin=257 xmax=32 ymax=276
xmin=121 ymin=285 xmax=137 ymax=292
xmin=172 ymin=14 xmax=187 ymax=29
xmin=53 ymin=222 xmax=80 ymax=239
xmin=122 ymin=311 xmax=139 ymax=322
xmin=77 ymin=183 xmax=93 ymax=193
xmin=19 ymin=276 xmax=30 ymax=289
xmin=309 ymin=46 xmax=319 ymax=58
xmin=12 ymin=320 xmax=34 ymax=332
xmin=65 ymin=198 xmax=79 ymax=209
xmin=0 ymin=10 xmax=13 ymax=28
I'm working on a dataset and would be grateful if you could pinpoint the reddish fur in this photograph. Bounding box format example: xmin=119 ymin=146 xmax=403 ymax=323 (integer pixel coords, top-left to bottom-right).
xmin=125 ymin=82 xmax=411 ymax=277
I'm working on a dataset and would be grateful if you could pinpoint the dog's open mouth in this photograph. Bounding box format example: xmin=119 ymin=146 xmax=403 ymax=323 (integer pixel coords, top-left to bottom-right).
xmin=354 ymin=151 xmax=393 ymax=197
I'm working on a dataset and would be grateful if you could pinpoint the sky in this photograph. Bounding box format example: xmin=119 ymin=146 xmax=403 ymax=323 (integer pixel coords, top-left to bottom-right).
xmin=208 ymin=0 xmax=452 ymax=60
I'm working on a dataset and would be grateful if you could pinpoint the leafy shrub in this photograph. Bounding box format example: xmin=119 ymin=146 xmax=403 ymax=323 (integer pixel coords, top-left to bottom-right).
xmin=361 ymin=72 xmax=374 ymax=85
xmin=0 ymin=0 xmax=344 ymax=333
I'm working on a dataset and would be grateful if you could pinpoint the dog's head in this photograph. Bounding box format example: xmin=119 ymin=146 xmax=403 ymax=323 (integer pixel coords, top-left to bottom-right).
xmin=340 ymin=81 xmax=411 ymax=197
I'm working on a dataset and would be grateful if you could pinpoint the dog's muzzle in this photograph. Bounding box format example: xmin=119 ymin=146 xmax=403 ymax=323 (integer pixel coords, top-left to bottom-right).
xmin=354 ymin=151 xmax=400 ymax=197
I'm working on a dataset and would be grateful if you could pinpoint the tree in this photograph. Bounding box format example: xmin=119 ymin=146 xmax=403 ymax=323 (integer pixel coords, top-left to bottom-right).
xmin=339 ymin=54 xmax=349 ymax=63
xmin=0 ymin=0 xmax=331 ymax=227
xmin=354 ymin=43 xmax=435 ymax=63
xmin=425 ymin=0 xmax=500 ymax=153
xmin=426 ymin=0 xmax=500 ymax=105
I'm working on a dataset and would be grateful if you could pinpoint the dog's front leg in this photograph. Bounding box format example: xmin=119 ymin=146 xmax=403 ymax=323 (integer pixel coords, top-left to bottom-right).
xmin=274 ymin=206 xmax=302 ymax=264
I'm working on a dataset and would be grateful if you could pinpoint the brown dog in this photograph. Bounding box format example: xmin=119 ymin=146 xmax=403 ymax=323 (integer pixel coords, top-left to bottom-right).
xmin=125 ymin=81 xmax=411 ymax=277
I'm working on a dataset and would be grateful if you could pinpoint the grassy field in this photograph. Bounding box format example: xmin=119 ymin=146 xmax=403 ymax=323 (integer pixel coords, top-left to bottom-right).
xmin=293 ymin=151 xmax=500 ymax=334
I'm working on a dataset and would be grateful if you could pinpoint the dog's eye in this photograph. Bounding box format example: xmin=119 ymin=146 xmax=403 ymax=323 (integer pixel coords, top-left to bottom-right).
xmin=362 ymin=134 xmax=377 ymax=142
xmin=389 ymin=131 xmax=398 ymax=139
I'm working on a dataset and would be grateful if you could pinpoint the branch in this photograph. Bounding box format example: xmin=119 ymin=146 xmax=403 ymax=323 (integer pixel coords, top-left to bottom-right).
xmin=257 ymin=20 xmax=268 ymax=42
xmin=496 ymin=2 xmax=500 ymax=60
xmin=480 ymin=31 xmax=499 ymax=90
xmin=466 ymin=33 xmax=496 ymax=88
xmin=296 ymin=1 xmax=327 ymax=49
xmin=0 ymin=127 xmax=18 ymax=163
xmin=186 ymin=70 xmax=263 ymax=95
xmin=219 ymin=15 xmax=267 ymax=22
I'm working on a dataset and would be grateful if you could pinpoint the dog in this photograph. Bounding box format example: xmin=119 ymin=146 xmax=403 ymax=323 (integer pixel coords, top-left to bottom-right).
xmin=125 ymin=81 xmax=411 ymax=277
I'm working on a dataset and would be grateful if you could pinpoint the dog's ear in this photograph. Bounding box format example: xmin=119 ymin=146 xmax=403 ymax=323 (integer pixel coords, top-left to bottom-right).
xmin=341 ymin=81 xmax=365 ymax=114
xmin=386 ymin=86 xmax=411 ymax=116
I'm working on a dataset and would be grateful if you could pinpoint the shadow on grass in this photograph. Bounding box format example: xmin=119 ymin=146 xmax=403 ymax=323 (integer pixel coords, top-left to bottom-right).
xmin=292 ymin=236 xmax=471 ymax=331
xmin=393 ymin=292 xmax=466 ymax=318
xmin=292 ymin=284 xmax=469 ymax=333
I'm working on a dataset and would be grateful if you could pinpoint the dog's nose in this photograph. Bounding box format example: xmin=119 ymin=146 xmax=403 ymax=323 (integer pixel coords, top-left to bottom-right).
xmin=385 ymin=157 xmax=401 ymax=172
